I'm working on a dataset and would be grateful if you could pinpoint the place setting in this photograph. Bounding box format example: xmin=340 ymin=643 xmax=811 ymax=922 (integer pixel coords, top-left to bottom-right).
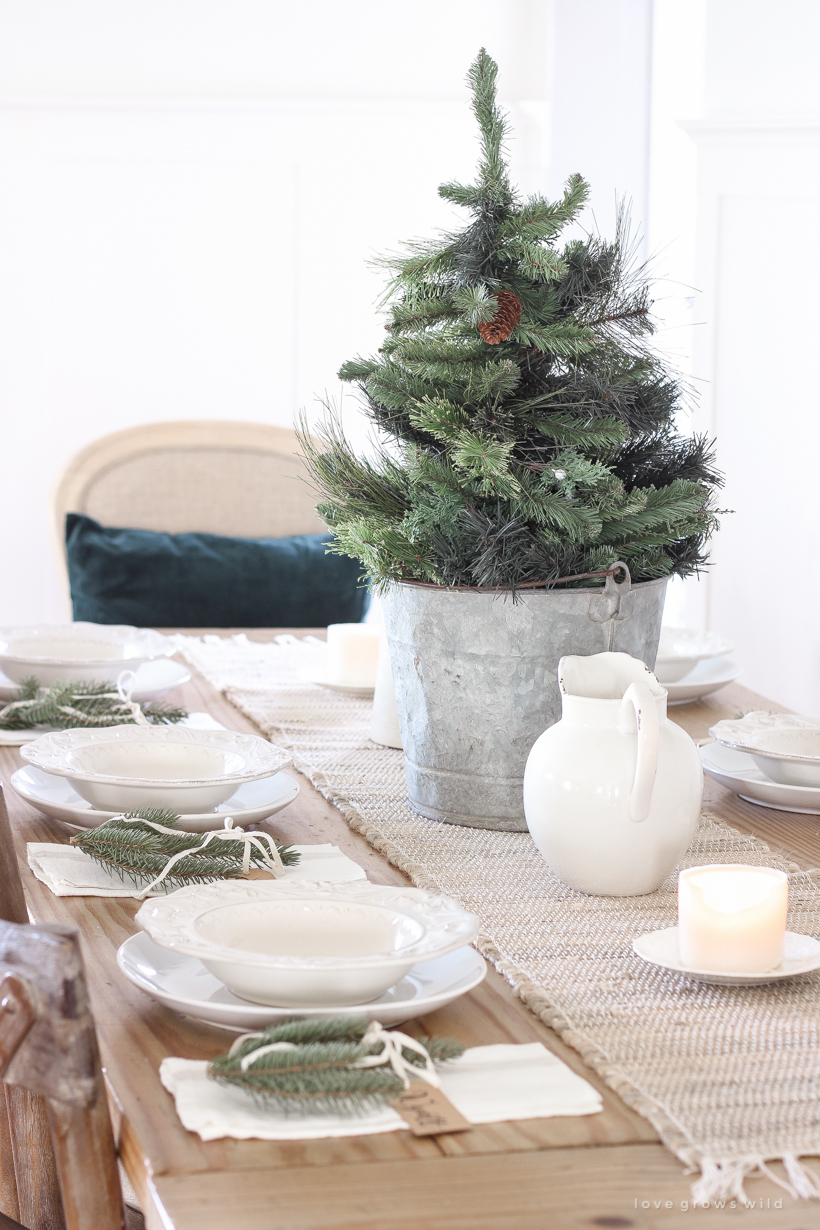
xmin=0 ymin=622 xmax=193 ymax=746
xmin=701 ymin=710 xmax=820 ymax=814
xmin=1 ymin=620 xmax=303 ymax=835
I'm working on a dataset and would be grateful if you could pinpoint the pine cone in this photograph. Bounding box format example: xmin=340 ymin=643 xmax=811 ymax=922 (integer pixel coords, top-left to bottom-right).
xmin=478 ymin=290 xmax=522 ymax=344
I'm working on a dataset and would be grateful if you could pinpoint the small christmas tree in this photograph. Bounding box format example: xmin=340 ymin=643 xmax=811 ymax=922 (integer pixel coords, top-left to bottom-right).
xmin=301 ymin=49 xmax=721 ymax=593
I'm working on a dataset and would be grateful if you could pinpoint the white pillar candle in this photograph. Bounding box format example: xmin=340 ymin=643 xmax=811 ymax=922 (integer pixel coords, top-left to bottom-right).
xmin=370 ymin=638 xmax=403 ymax=749
xmin=678 ymin=864 xmax=788 ymax=973
xmin=326 ymin=624 xmax=381 ymax=687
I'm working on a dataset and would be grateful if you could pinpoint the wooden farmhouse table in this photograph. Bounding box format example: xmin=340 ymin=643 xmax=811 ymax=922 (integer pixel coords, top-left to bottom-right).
xmin=3 ymin=629 xmax=820 ymax=1230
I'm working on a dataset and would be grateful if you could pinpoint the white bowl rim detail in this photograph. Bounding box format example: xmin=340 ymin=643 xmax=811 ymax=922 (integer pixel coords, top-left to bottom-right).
xmin=710 ymin=711 xmax=820 ymax=765
xmin=0 ymin=623 xmax=173 ymax=665
xmin=20 ymin=724 xmax=290 ymax=787
xmin=135 ymin=880 xmax=480 ymax=970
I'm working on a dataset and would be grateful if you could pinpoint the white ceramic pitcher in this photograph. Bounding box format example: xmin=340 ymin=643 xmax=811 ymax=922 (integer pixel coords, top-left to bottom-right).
xmin=523 ymin=652 xmax=702 ymax=896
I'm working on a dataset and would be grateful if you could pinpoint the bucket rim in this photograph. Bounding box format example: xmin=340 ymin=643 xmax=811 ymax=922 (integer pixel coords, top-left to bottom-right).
xmin=390 ymin=573 xmax=670 ymax=597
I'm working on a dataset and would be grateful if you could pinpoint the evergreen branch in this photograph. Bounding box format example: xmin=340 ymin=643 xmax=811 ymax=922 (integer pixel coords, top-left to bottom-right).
xmin=0 ymin=679 xmax=187 ymax=732
xmin=451 ymin=432 xmax=518 ymax=485
xmin=451 ymin=284 xmax=498 ymax=326
xmin=297 ymin=414 xmax=412 ymax=520
xmin=338 ymin=356 xmax=380 ymax=381
xmin=504 ymin=239 xmax=566 ymax=282
xmin=465 ymin=358 xmax=521 ymax=402
xmin=528 ymin=412 xmax=629 ymax=451
xmin=438 ymin=181 xmax=483 ymax=208
xmin=392 ymin=336 xmax=488 ymax=365
xmin=71 ymin=809 xmax=299 ymax=888
xmin=513 ymin=327 xmax=596 ymax=358
xmin=386 ymin=294 xmax=458 ymax=334
xmin=466 ymin=48 xmax=515 ymax=207
xmin=408 ymin=397 xmax=469 ymax=442
xmin=208 ymin=1018 xmax=465 ymax=1115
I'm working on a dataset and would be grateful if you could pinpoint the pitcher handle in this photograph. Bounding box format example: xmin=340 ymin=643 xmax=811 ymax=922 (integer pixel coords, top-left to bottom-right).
xmin=620 ymin=681 xmax=659 ymax=823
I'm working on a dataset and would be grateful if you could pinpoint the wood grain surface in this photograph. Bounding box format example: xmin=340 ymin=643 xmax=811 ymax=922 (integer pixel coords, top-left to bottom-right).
xmin=2 ymin=634 xmax=820 ymax=1229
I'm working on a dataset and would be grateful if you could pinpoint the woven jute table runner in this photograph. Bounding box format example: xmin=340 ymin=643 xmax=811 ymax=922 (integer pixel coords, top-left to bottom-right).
xmin=177 ymin=633 xmax=820 ymax=1201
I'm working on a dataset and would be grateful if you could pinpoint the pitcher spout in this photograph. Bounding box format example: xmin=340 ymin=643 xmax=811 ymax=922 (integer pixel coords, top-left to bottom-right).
xmin=558 ymin=651 xmax=666 ymax=701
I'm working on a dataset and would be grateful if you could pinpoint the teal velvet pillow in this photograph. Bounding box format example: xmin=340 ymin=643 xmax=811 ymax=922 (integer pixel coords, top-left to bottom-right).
xmin=66 ymin=514 xmax=369 ymax=627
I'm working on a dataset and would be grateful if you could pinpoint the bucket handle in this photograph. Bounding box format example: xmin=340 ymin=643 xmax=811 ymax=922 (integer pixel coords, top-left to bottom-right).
xmin=620 ymin=681 xmax=659 ymax=823
xmin=588 ymin=562 xmax=633 ymax=626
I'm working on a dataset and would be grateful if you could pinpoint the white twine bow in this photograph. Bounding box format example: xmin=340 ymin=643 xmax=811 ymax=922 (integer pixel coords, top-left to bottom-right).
xmin=352 ymin=1021 xmax=441 ymax=1089
xmin=228 ymin=1022 xmax=440 ymax=1088
xmin=111 ymin=669 xmax=150 ymax=724
xmin=113 ymin=814 xmax=286 ymax=898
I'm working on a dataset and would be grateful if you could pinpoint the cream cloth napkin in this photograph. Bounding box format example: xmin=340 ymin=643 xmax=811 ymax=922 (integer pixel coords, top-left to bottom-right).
xmin=26 ymin=842 xmax=367 ymax=897
xmin=160 ymin=1043 xmax=603 ymax=1141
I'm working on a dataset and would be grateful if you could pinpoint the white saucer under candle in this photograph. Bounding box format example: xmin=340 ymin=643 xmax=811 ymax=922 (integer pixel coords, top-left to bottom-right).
xmin=678 ymin=864 xmax=788 ymax=974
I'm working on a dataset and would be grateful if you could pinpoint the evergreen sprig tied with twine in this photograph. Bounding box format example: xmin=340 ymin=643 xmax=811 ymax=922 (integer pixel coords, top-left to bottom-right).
xmin=71 ymin=809 xmax=299 ymax=893
xmin=0 ymin=677 xmax=187 ymax=732
xmin=208 ymin=1017 xmax=465 ymax=1115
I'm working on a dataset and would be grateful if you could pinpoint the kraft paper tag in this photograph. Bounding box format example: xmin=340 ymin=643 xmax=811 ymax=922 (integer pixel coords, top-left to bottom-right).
xmin=390 ymin=1081 xmax=471 ymax=1135
xmin=239 ymin=868 xmax=277 ymax=880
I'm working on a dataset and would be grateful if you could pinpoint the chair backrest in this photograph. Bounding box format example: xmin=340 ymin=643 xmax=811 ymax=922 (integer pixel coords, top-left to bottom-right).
xmin=55 ymin=420 xmax=325 ymax=540
xmin=52 ymin=420 xmax=326 ymax=601
xmin=0 ymin=788 xmax=125 ymax=1230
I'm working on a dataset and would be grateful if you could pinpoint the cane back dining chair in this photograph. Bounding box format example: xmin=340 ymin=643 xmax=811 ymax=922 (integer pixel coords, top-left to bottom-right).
xmin=51 ymin=420 xmax=326 ymax=607
xmin=0 ymin=785 xmax=134 ymax=1230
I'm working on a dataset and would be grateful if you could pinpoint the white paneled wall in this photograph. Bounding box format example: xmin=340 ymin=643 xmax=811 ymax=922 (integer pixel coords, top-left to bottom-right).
xmin=647 ymin=0 xmax=820 ymax=714
xmin=689 ymin=137 xmax=820 ymax=714
xmin=670 ymin=2 xmax=820 ymax=714
xmin=0 ymin=0 xmax=660 ymax=626
xmin=0 ymin=1 xmax=556 ymax=623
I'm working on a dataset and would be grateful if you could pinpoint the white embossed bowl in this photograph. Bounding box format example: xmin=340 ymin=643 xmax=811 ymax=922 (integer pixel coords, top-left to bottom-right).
xmin=135 ymin=880 xmax=480 ymax=1007
xmin=20 ymin=725 xmax=290 ymax=813
xmin=655 ymin=628 xmax=734 ymax=683
xmin=0 ymin=623 xmax=173 ymax=685
xmin=710 ymin=711 xmax=820 ymax=788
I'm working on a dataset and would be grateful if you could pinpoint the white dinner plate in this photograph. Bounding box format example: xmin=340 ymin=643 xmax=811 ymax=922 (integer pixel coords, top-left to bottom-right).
xmin=633 ymin=926 xmax=820 ymax=984
xmin=10 ymin=765 xmax=300 ymax=832
xmin=117 ymin=932 xmax=486 ymax=1030
xmin=665 ymin=658 xmax=741 ymax=705
xmin=0 ymin=655 xmax=191 ymax=703
xmin=304 ymin=671 xmax=374 ymax=698
xmin=700 ymin=742 xmax=820 ymax=815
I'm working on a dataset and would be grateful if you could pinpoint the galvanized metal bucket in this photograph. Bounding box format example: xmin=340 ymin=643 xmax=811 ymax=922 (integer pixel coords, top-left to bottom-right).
xmin=381 ymin=564 xmax=668 ymax=831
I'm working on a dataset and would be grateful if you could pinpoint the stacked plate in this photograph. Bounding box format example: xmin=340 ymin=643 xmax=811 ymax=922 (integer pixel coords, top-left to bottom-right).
xmin=14 ymin=723 xmax=298 ymax=832
xmin=654 ymin=627 xmax=740 ymax=704
xmin=121 ymin=879 xmax=486 ymax=1029
xmin=0 ymin=622 xmax=178 ymax=687
xmin=702 ymin=711 xmax=820 ymax=815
